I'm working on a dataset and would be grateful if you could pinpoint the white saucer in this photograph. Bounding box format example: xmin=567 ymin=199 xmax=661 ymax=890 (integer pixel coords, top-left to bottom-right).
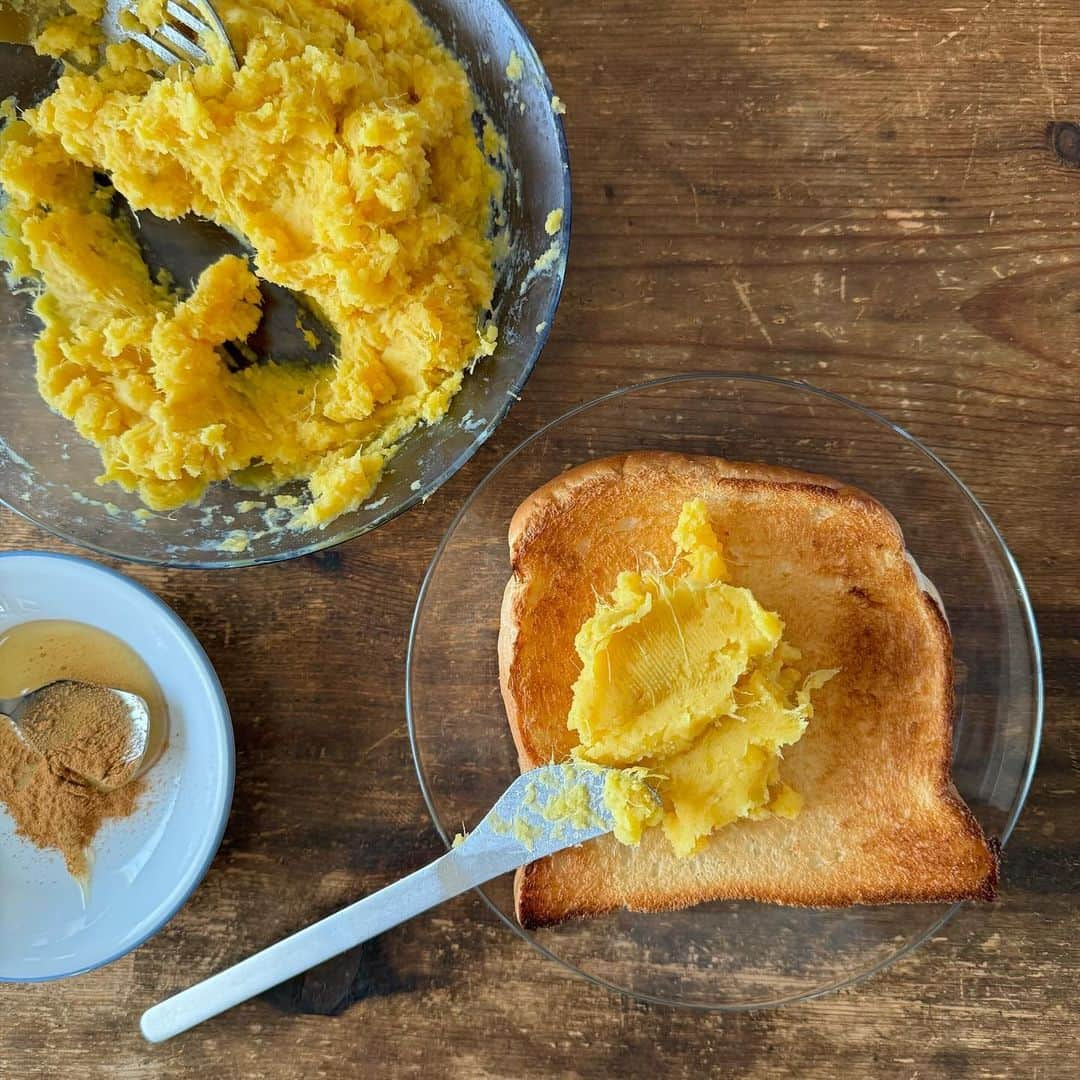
xmin=0 ymin=552 xmax=233 ymax=981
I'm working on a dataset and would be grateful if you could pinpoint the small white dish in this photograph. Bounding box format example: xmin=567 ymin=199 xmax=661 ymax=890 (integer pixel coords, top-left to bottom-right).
xmin=0 ymin=552 xmax=233 ymax=981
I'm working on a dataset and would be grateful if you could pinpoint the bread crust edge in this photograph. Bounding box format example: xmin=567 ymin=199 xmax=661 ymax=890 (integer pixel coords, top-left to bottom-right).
xmin=498 ymin=452 xmax=1000 ymax=929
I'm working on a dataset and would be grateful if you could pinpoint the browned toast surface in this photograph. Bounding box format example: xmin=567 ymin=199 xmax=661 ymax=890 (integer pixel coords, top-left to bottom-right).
xmin=497 ymin=452 xmax=997 ymax=928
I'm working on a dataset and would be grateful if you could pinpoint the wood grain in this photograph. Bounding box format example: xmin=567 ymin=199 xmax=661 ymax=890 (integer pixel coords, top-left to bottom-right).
xmin=1 ymin=0 xmax=1078 ymax=1076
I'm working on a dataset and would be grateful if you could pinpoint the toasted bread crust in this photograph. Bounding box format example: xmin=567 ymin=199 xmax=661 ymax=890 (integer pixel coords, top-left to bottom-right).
xmin=498 ymin=452 xmax=998 ymax=928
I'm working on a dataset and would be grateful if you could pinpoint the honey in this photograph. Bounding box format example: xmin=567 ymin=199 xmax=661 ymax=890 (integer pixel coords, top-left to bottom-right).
xmin=0 ymin=620 xmax=167 ymax=767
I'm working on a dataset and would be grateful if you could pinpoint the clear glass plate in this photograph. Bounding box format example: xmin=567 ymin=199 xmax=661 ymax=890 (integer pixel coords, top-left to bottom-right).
xmin=406 ymin=373 xmax=1043 ymax=1010
xmin=0 ymin=0 xmax=569 ymax=567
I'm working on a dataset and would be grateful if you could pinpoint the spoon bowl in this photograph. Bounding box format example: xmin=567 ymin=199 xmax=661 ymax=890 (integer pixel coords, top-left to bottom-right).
xmin=1 ymin=680 xmax=151 ymax=792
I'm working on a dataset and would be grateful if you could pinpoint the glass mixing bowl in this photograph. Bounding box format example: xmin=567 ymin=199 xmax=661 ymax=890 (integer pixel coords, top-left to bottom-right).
xmin=0 ymin=0 xmax=569 ymax=567
xmin=406 ymin=373 xmax=1043 ymax=1011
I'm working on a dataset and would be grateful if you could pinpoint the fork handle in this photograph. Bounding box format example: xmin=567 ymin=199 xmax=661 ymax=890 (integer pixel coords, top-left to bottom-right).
xmin=140 ymin=850 xmax=473 ymax=1042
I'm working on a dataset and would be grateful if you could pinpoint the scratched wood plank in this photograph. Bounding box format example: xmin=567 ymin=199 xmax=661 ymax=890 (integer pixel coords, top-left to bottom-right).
xmin=1 ymin=0 xmax=1078 ymax=1076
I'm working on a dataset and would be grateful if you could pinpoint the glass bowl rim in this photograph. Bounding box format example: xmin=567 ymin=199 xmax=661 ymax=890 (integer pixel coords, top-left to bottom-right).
xmin=0 ymin=0 xmax=572 ymax=571
xmin=405 ymin=370 xmax=1044 ymax=1012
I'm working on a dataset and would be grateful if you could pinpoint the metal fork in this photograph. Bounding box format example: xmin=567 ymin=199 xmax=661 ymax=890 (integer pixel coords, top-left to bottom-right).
xmin=101 ymin=0 xmax=238 ymax=71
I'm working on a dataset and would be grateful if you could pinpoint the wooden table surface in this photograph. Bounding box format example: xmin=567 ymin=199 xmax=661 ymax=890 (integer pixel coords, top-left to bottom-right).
xmin=2 ymin=1 xmax=1078 ymax=1076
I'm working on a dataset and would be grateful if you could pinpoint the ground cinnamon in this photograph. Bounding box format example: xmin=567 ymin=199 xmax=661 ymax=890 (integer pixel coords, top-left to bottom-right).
xmin=0 ymin=686 xmax=144 ymax=881
xmin=21 ymin=682 xmax=143 ymax=790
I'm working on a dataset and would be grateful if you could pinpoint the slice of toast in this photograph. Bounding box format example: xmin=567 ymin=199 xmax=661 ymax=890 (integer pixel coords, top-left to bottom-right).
xmin=498 ymin=452 xmax=997 ymax=928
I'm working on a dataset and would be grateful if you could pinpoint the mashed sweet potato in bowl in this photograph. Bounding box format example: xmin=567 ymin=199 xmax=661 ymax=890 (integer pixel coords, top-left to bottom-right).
xmin=0 ymin=0 xmax=569 ymax=565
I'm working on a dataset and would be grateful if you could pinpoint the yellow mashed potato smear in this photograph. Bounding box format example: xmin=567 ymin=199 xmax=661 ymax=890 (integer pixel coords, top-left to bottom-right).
xmin=0 ymin=0 xmax=103 ymax=64
xmin=0 ymin=0 xmax=500 ymax=527
xmin=568 ymin=499 xmax=836 ymax=857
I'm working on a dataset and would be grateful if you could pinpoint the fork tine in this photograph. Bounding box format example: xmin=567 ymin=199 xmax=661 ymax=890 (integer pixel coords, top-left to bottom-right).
xmin=127 ymin=29 xmax=190 ymax=69
xmin=117 ymin=0 xmax=238 ymax=71
xmin=184 ymin=0 xmax=238 ymax=69
xmin=154 ymin=21 xmax=210 ymax=65
xmin=164 ymin=0 xmax=211 ymax=37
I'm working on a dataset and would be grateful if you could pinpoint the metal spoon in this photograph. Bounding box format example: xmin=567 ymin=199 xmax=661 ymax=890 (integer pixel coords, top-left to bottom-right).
xmin=1 ymin=680 xmax=150 ymax=792
xmin=141 ymin=764 xmax=659 ymax=1042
